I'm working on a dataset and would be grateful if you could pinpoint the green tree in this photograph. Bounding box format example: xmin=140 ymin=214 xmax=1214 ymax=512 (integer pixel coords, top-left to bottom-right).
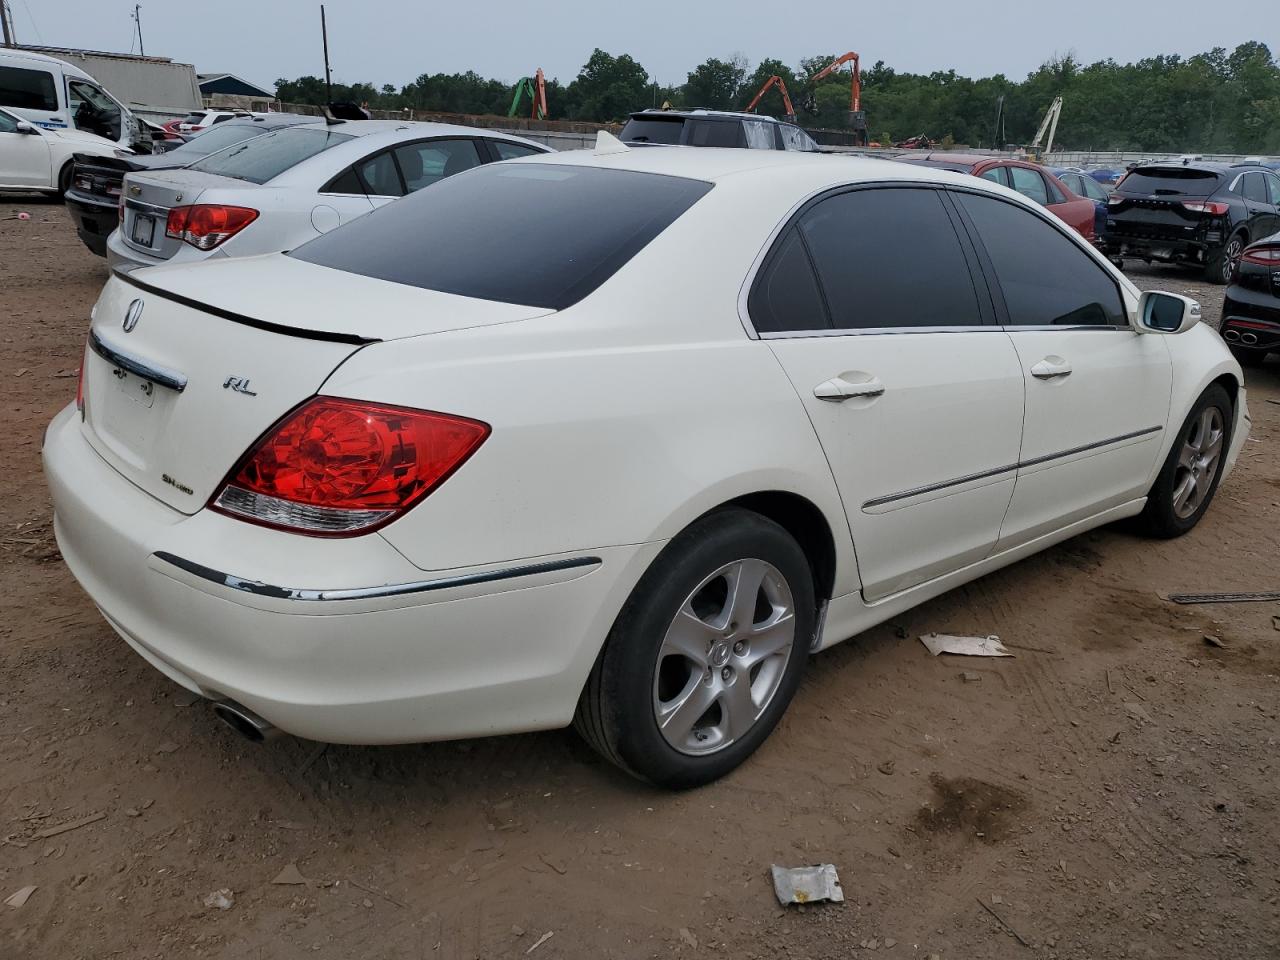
xmin=682 ymin=56 xmax=748 ymax=111
xmin=564 ymin=49 xmax=651 ymax=121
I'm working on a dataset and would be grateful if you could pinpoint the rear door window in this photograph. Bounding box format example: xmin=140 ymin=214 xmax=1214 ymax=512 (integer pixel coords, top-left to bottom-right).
xmin=778 ymin=124 xmax=817 ymax=151
xmin=796 ymin=187 xmax=982 ymax=330
xmin=1242 ymin=172 xmax=1268 ymax=204
xmin=956 ymin=191 xmax=1126 ymax=327
xmin=1010 ymin=166 xmax=1049 ymax=205
xmin=1267 ymin=174 xmax=1280 ymax=206
xmin=393 ymin=138 xmax=482 ymax=192
xmin=290 ymin=164 xmax=712 ymax=310
xmin=187 ymin=127 xmax=354 ymax=184
xmin=490 ymin=140 xmax=544 ymax=160
xmin=688 ymin=120 xmax=743 ymax=148
xmin=748 ymin=228 xmax=827 ymax=333
xmin=742 ymin=119 xmax=774 ymax=150
xmin=0 ymin=65 xmax=58 ymax=112
xmin=979 ymin=167 xmax=1009 ymax=187
xmin=357 ymin=150 xmax=403 ymax=196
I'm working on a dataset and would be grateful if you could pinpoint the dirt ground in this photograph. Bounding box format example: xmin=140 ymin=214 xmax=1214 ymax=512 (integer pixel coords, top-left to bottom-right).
xmin=2 ymin=199 xmax=1278 ymax=960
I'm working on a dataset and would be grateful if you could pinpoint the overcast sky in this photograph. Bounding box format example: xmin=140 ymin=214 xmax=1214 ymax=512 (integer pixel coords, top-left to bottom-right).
xmin=14 ymin=0 xmax=1275 ymax=90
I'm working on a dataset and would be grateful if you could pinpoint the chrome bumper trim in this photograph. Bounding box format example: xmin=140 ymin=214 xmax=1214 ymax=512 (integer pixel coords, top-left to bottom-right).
xmin=151 ymin=551 xmax=602 ymax=602
xmin=89 ymin=329 xmax=188 ymax=393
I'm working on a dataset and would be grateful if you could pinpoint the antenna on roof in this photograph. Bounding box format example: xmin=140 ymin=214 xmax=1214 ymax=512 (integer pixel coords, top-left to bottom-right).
xmin=595 ymin=130 xmax=630 ymax=156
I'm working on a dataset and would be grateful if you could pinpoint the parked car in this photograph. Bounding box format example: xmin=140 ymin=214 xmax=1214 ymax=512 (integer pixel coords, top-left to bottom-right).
xmin=620 ymin=109 xmax=820 ymax=151
xmin=898 ymin=154 xmax=1097 ymax=240
xmin=164 ymin=109 xmax=253 ymax=136
xmin=1089 ymin=168 xmax=1125 ymax=186
xmin=1221 ymin=231 xmax=1280 ymax=366
xmin=1105 ymin=162 xmax=1280 ymax=283
xmin=0 ymin=104 xmax=125 ymax=196
xmin=0 ymin=48 xmax=144 ymax=150
xmin=65 ymin=114 xmax=321 ymax=256
xmin=46 ymin=145 xmax=1250 ymax=787
xmin=1052 ymin=169 xmax=1112 ymax=243
xmin=108 ymin=120 xmax=549 ymax=272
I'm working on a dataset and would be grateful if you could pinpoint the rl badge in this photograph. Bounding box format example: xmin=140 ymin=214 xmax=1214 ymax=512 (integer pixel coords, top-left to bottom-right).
xmin=223 ymin=376 xmax=258 ymax=397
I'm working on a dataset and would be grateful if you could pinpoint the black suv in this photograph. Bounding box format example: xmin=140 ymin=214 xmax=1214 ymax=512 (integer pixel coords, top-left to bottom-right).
xmin=620 ymin=109 xmax=820 ymax=152
xmin=1105 ymin=161 xmax=1280 ymax=283
xmin=63 ymin=114 xmax=318 ymax=257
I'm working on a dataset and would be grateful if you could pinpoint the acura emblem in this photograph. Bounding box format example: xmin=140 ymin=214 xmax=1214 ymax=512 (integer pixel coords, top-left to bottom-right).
xmin=123 ymin=299 xmax=144 ymax=333
xmin=129 ymin=184 xmax=140 ymax=196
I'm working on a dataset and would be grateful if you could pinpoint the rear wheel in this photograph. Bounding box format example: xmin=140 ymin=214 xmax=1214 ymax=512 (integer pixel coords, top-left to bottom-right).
xmin=1138 ymin=384 xmax=1232 ymax=538
xmin=1205 ymin=233 xmax=1245 ymax=285
xmin=57 ymin=161 xmax=74 ymax=199
xmin=575 ymin=508 xmax=814 ymax=788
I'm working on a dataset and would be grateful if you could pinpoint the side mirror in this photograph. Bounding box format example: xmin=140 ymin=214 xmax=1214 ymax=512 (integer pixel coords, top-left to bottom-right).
xmin=15 ymin=120 xmax=37 ymax=134
xmin=1136 ymin=291 xmax=1200 ymax=334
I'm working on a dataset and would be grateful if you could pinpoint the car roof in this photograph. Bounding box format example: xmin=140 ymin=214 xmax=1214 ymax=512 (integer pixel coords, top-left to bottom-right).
xmin=1133 ymin=161 xmax=1263 ymax=174
xmin=628 ymin=109 xmax=787 ymax=124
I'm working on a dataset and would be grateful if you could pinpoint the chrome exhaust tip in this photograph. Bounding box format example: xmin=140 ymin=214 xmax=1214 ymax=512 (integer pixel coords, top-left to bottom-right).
xmin=1223 ymin=329 xmax=1241 ymax=342
xmin=1240 ymin=332 xmax=1258 ymax=345
xmin=213 ymin=700 xmax=279 ymax=742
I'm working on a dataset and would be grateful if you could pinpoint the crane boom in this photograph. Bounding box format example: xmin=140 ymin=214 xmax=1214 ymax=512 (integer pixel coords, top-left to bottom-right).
xmin=743 ymin=75 xmax=796 ymax=120
xmin=1031 ymin=96 xmax=1063 ymax=153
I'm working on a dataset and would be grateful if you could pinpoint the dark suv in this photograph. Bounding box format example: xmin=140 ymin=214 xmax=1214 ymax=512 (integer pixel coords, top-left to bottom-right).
xmin=620 ymin=109 xmax=820 ymax=152
xmin=1105 ymin=161 xmax=1280 ymax=283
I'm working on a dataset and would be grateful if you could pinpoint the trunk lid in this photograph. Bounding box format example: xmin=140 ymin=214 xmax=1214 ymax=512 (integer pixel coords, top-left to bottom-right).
xmin=80 ymin=263 xmax=550 ymax=513
xmin=120 ymin=169 xmax=252 ymax=261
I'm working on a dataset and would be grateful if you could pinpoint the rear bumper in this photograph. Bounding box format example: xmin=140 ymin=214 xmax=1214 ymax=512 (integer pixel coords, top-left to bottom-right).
xmin=64 ymin=189 xmax=117 ymax=257
xmin=1222 ymin=288 xmax=1280 ymax=352
xmin=1105 ymin=231 xmax=1211 ymax=263
xmin=43 ymin=404 xmax=660 ymax=744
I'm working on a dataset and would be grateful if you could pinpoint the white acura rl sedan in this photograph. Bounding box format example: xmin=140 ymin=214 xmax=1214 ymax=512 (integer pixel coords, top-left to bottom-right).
xmin=45 ymin=139 xmax=1250 ymax=787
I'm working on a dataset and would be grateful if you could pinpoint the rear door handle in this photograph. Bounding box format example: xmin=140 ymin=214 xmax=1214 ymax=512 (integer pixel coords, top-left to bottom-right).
xmin=814 ymin=376 xmax=885 ymax=401
xmin=1030 ymin=357 xmax=1072 ymax=380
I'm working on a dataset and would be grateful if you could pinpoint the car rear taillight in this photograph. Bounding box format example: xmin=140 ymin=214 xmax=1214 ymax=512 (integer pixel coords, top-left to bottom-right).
xmin=1181 ymin=200 xmax=1230 ymax=216
xmin=1241 ymin=246 xmax=1280 ymax=265
xmin=165 ymin=204 xmax=259 ymax=250
xmin=75 ymin=353 xmax=85 ymax=417
xmin=210 ymin=397 xmax=490 ymax=536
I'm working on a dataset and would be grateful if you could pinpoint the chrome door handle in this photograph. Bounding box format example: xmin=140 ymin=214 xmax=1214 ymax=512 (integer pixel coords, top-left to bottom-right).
xmin=1030 ymin=357 xmax=1072 ymax=380
xmin=814 ymin=376 xmax=885 ymax=401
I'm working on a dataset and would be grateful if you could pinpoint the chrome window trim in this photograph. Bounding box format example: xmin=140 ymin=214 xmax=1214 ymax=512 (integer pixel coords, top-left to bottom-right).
xmin=861 ymin=425 xmax=1163 ymax=509
xmin=152 ymin=551 xmax=601 ymax=602
xmin=759 ymin=323 xmax=1131 ymax=340
xmin=88 ymin=329 xmax=187 ymax=392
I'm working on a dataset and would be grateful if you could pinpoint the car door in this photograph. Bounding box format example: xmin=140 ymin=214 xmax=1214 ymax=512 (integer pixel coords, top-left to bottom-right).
xmin=977 ymin=165 xmax=1009 ymax=188
xmin=354 ymin=148 xmax=405 ymax=209
xmin=1262 ymin=172 xmax=1280 ymax=237
xmin=0 ymin=109 xmax=51 ymax=186
xmin=392 ymin=138 xmax=483 ymax=194
xmin=951 ymin=189 xmax=1172 ymax=550
xmin=756 ymin=185 xmax=1026 ymax=601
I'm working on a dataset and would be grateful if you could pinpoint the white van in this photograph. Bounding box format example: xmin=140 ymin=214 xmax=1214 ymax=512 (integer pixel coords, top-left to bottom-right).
xmin=0 ymin=49 xmax=142 ymax=150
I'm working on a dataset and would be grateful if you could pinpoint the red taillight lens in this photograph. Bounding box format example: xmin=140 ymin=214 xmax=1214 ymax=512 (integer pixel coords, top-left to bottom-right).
xmin=210 ymin=397 xmax=490 ymax=536
xmin=75 ymin=352 xmax=86 ymax=416
xmin=1181 ymin=200 xmax=1230 ymax=216
xmin=1241 ymin=246 xmax=1280 ymax=265
xmin=166 ymin=204 xmax=258 ymax=250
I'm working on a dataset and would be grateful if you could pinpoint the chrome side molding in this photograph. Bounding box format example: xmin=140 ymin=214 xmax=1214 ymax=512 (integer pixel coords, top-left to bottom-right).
xmin=152 ymin=551 xmax=602 ymax=602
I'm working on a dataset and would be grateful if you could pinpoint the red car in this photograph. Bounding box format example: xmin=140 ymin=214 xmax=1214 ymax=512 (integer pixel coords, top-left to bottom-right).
xmin=898 ymin=154 xmax=1096 ymax=242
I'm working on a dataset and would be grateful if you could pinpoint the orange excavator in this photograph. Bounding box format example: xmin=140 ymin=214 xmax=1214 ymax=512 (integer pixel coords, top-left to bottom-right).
xmin=508 ymin=68 xmax=548 ymax=120
xmin=743 ymin=51 xmax=867 ymax=146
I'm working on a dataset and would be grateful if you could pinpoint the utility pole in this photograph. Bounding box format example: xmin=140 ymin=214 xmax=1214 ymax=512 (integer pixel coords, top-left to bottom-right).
xmin=1 ymin=1 xmax=16 ymax=48
xmin=320 ymin=4 xmax=332 ymax=103
xmin=132 ymin=4 xmax=145 ymax=56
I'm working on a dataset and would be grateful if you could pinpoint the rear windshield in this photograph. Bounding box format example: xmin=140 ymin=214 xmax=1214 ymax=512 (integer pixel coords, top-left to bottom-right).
xmin=1119 ymin=168 xmax=1222 ymax=196
xmin=187 ymin=127 xmax=353 ymax=184
xmin=168 ymin=122 xmax=273 ymax=156
xmin=621 ymin=117 xmax=685 ymax=144
xmin=898 ymin=158 xmax=973 ymax=173
xmin=290 ymin=163 xmax=713 ymax=309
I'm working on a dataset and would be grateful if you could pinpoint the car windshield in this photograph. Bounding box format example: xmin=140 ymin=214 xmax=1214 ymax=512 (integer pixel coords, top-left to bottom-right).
xmin=289 ymin=163 xmax=713 ymax=310
xmin=1119 ymin=168 xmax=1221 ymax=196
xmin=186 ymin=127 xmax=354 ymax=184
xmin=899 ymin=158 xmax=974 ymax=173
xmin=620 ymin=117 xmax=685 ymax=144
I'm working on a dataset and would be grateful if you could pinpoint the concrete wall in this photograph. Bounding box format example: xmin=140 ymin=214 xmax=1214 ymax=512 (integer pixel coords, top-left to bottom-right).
xmin=1048 ymin=150 xmax=1280 ymax=166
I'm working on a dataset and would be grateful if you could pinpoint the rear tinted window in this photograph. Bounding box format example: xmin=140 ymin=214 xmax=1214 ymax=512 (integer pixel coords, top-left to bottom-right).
xmin=290 ymin=164 xmax=713 ymax=310
xmin=688 ymin=120 xmax=743 ymax=148
xmin=187 ymin=127 xmax=354 ymax=184
xmin=0 ymin=65 xmax=57 ymax=111
xmin=1119 ymin=168 xmax=1221 ymax=196
xmin=168 ymin=122 xmax=270 ymax=156
xmin=620 ymin=117 xmax=685 ymax=144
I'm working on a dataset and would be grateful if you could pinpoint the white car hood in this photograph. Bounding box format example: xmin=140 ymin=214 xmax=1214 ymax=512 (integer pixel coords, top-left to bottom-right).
xmin=49 ymin=127 xmax=130 ymax=153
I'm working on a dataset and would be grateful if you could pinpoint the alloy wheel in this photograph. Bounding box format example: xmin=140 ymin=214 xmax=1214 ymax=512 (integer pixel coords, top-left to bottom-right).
xmin=1221 ymin=236 xmax=1243 ymax=283
xmin=1172 ymin=406 xmax=1224 ymax=519
xmin=652 ymin=558 xmax=796 ymax=756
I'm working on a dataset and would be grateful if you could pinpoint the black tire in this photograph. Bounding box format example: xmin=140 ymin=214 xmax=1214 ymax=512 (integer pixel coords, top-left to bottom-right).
xmin=575 ymin=508 xmax=815 ymax=789
xmin=57 ymin=161 xmax=74 ymax=199
xmin=1137 ymin=383 xmax=1232 ymax=538
xmin=1228 ymin=345 xmax=1267 ymax=368
xmin=1205 ymin=232 xmax=1246 ymax=285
